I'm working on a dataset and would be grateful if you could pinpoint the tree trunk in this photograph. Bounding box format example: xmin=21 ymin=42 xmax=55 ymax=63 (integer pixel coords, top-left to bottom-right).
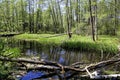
xmin=89 ymin=0 xmax=96 ymax=41
xmin=94 ymin=0 xmax=98 ymax=40
xmin=66 ymin=0 xmax=72 ymax=38
xmin=114 ymin=0 xmax=117 ymax=35
xmin=28 ymin=0 xmax=32 ymax=33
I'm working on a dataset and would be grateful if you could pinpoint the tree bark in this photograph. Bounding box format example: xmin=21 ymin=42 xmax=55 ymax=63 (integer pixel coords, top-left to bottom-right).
xmin=114 ymin=0 xmax=117 ymax=35
xmin=89 ymin=0 xmax=96 ymax=41
xmin=0 ymin=57 xmax=120 ymax=72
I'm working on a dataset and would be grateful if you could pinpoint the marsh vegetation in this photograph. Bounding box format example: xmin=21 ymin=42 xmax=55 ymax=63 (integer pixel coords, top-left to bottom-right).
xmin=0 ymin=0 xmax=120 ymax=79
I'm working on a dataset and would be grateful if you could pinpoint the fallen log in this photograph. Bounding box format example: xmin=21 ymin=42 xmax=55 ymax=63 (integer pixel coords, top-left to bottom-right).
xmin=0 ymin=57 xmax=63 ymax=68
xmin=1 ymin=57 xmax=119 ymax=72
xmin=0 ymin=57 xmax=120 ymax=79
xmin=77 ymin=74 xmax=120 ymax=79
xmin=0 ymin=33 xmax=22 ymax=37
xmin=85 ymin=58 xmax=120 ymax=71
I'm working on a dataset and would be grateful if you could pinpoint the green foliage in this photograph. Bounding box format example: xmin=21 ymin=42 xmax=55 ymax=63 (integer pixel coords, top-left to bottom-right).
xmin=0 ymin=39 xmax=21 ymax=79
xmin=0 ymin=38 xmax=21 ymax=58
xmin=61 ymin=38 xmax=118 ymax=54
xmin=2 ymin=48 xmax=20 ymax=58
xmin=0 ymin=62 xmax=15 ymax=80
xmin=0 ymin=0 xmax=120 ymax=35
xmin=14 ymin=34 xmax=119 ymax=54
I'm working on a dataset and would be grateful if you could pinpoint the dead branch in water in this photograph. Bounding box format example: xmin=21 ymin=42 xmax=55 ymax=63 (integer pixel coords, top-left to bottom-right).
xmin=0 ymin=57 xmax=120 ymax=79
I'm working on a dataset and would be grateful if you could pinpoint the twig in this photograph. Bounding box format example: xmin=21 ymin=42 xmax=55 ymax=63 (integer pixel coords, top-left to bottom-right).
xmin=1 ymin=57 xmax=120 ymax=79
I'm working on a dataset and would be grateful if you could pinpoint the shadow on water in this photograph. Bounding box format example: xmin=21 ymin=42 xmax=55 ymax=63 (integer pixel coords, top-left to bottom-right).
xmin=1 ymin=37 xmax=120 ymax=79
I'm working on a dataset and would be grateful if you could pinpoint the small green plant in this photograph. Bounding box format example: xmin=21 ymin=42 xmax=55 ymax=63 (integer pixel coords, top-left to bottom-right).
xmin=2 ymin=48 xmax=21 ymax=58
xmin=0 ymin=40 xmax=21 ymax=79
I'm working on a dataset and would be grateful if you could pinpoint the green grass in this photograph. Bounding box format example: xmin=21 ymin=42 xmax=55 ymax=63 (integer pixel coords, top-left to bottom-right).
xmin=14 ymin=33 xmax=119 ymax=54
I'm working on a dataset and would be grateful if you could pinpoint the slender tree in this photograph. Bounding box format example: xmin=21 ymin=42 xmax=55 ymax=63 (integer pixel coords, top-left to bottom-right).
xmin=114 ymin=0 xmax=117 ymax=35
xmin=89 ymin=0 xmax=96 ymax=41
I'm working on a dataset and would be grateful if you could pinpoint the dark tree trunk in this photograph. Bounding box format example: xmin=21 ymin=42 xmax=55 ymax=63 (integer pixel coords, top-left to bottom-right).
xmin=28 ymin=0 xmax=32 ymax=33
xmin=114 ymin=0 xmax=117 ymax=35
xmin=89 ymin=0 xmax=96 ymax=41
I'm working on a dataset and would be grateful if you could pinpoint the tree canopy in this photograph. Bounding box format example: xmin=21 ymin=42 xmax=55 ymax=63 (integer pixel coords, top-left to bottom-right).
xmin=0 ymin=0 xmax=120 ymax=37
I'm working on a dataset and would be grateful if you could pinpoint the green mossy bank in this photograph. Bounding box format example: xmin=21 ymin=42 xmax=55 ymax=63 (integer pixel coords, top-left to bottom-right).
xmin=14 ymin=33 xmax=119 ymax=54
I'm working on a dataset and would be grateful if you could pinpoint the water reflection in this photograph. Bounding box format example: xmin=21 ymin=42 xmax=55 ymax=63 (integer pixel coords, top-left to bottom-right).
xmin=1 ymin=37 xmax=120 ymax=79
xmin=2 ymin=37 xmax=115 ymax=65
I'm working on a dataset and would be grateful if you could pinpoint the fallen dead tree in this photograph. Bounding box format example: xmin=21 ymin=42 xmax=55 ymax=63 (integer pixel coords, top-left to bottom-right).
xmin=0 ymin=33 xmax=22 ymax=37
xmin=0 ymin=57 xmax=120 ymax=79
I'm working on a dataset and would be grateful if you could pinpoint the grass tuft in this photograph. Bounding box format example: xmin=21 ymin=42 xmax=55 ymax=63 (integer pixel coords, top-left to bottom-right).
xmin=14 ymin=33 xmax=119 ymax=54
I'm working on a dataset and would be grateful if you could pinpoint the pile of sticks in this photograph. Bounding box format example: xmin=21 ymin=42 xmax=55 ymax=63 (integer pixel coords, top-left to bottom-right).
xmin=0 ymin=57 xmax=120 ymax=79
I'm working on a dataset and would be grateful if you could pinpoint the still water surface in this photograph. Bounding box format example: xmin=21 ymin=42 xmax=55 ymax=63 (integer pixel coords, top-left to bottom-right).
xmin=4 ymin=37 xmax=115 ymax=64
xmin=1 ymin=37 xmax=120 ymax=79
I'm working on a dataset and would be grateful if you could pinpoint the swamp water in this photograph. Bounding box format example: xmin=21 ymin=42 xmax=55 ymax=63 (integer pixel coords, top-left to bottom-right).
xmin=0 ymin=37 xmax=120 ymax=80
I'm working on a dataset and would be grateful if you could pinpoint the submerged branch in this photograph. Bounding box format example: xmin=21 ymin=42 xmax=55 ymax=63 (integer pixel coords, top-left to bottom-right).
xmin=0 ymin=57 xmax=63 ymax=68
xmin=0 ymin=57 xmax=120 ymax=79
xmin=0 ymin=57 xmax=120 ymax=71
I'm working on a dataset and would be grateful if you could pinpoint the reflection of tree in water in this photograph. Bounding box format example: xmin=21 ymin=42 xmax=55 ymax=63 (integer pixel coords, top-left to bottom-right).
xmin=15 ymin=40 xmax=115 ymax=65
xmin=0 ymin=38 xmax=120 ymax=79
xmin=1 ymin=38 xmax=120 ymax=73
